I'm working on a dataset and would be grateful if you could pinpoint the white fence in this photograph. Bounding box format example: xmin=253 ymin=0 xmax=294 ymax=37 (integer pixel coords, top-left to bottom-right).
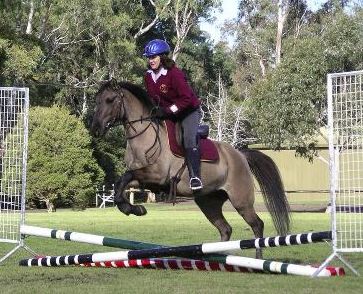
xmin=317 ymin=70 xmax=363 ymax=276
xmin=0 ymin=87 xmax=32 ymax=263
xmin=96 ymin=185 xmax=115 ymax=208
xmin=95 ymin=185 xmax=156 ymax=208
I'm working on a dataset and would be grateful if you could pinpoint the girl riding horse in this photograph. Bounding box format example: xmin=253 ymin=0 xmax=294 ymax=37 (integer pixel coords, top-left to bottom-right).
xmin=143 ymin=39 xmax=203 ymax=191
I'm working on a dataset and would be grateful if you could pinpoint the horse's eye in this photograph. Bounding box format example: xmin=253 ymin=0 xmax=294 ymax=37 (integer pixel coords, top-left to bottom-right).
xmin=106 ymin=96 xmax=116 ymax=104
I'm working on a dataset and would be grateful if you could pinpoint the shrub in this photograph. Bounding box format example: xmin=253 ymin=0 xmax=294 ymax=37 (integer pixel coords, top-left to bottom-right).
xmin=27 ymin=106 xmax=104 ymax=210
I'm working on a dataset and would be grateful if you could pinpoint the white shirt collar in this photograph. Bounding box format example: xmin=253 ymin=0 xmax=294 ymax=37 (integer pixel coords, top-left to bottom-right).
xmin=147 ymin=67 xmax=168 ymax=83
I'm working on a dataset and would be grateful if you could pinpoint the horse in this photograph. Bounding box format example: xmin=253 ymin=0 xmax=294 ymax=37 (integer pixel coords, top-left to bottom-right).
xmin=91 ymin=79 xmax=290 ymax=258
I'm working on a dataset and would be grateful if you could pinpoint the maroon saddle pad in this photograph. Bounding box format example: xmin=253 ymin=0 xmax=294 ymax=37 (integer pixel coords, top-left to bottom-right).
xmin=164 ymin=120 xmax=219 ymax=162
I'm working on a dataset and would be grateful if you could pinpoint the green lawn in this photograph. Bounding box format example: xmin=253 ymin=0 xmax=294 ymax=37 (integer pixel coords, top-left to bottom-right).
xmin=0 ymin=203 xmax=362 ymax=294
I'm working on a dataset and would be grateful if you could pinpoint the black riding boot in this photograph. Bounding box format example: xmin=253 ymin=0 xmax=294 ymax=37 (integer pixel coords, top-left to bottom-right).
xmin=185 ymin=147 xmax=203 ymax=191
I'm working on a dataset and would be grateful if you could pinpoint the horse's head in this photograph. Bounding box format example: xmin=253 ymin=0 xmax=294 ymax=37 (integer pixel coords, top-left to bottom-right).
xmin=91 ymin=79 xmax=125 ymax=137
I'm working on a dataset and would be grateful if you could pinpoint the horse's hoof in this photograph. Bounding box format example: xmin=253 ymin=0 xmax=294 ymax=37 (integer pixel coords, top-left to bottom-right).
xmin=116 ymin=203 xmax=132 ymax=216
xmin=131 ymin=205 xmax=147 ymax=216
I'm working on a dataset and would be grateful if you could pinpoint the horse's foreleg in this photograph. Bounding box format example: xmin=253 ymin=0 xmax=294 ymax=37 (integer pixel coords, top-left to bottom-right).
xmin=114 ymin=170 xmax=147 ymax=216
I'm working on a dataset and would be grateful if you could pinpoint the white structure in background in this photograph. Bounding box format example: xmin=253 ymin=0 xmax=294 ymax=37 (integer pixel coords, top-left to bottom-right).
xmin=0 ymin=87 xmax=35 ymax=263
xmin=96 ymin=185 xmax=156 ymax=208
xmin=315 ymin=70 xmax=363 ymax=276
xmin=95 ymin=185 xmax=115 ymax=208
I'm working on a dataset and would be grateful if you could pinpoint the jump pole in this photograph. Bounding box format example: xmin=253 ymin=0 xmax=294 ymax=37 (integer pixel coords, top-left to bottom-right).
xmin=20 ymin=225 xmax=162 ymax=250
xmin=19 ymin=247 xmax=344 ymax=276
xmin=20 ymin=225 xmax=332 ymax=251
xmin=20 ymin=225 xmax=226 ymax=261
xmin=20 ymin=226 xmax=342 ymax=276
xmin=80 ymin=258 xmax=255 ymax=273
xmin=81 ymin=258 xmax=343 ymax=277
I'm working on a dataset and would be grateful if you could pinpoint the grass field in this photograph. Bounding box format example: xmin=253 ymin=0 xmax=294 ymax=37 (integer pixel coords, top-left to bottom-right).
xmin=1 ymin=203 xmax=362 ymax=294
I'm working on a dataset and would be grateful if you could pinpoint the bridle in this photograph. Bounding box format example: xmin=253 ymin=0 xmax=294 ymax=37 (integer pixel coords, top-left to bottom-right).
xmin=116 ymin=88 xmax=163 ymax=164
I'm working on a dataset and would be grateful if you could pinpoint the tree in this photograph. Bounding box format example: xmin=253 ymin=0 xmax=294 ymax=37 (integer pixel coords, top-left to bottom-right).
xmin=0 ymin=0 xmax=222 ymax=115
xmin=204 ymin=75 xmax=253 ymax=148
xmin=225 ymin=0 xmax=278 ymax=103
xmin=133 ymin=0 xmax=172 ymax=39
xmin=27 ymin=106 xmax=104 ymax=210
xmin=168 ymin=0 xmax=221 ymax=61
xmin=247 ymin=7 xmax=363 ymax=159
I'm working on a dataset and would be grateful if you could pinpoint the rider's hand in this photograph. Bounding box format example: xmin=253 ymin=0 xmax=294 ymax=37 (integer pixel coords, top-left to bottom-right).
xmin=154 ymin=107 xmax=168 ymax=120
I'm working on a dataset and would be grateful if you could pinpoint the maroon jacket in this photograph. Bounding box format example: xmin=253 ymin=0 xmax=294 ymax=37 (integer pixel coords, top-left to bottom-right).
xmin=144 ymin=65 xmax=201 ymax=118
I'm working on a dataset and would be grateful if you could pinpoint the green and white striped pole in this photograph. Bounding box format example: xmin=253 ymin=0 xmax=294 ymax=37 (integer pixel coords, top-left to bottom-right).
xmin=20 ymin=225 xmax=343 ymax=276
xmin=20 ymin=225 xmax=160 ymax=250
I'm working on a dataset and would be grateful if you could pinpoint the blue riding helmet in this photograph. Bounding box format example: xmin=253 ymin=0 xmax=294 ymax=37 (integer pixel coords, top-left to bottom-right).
xmin=143 ymin=39 xmax=170 ymax=57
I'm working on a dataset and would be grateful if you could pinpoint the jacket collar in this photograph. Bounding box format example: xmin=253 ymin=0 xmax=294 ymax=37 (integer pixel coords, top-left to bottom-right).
xmin=147 ymin=67 xmax=168 ymax=83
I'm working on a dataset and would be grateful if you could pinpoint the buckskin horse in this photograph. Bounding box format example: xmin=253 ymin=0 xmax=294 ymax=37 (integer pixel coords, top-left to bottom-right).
xmin=91 ymin=79 xmax=290 ymax=258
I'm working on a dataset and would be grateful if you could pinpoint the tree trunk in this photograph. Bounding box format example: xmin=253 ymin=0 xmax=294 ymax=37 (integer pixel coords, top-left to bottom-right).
xmin=259 ymin=57 xmax=266 ymax=77
xmin=81 ymin=89 xmax=88 ymax=117
xmin=26 ymin=0 xmax=35 ymax=35
xmin=39 ymin=0 xmax=52 ymax=39
xmin=172 ymin=0 xmax=194 ymax=61
xmin=45 ymin=199 xmax=56 ymax=212
xmin=275 ymin=0 xmax=289 ymax=65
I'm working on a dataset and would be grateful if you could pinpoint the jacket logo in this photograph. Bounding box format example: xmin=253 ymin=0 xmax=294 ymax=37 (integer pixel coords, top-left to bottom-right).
xmin=160 ymin=84 xmax=168 ymax=93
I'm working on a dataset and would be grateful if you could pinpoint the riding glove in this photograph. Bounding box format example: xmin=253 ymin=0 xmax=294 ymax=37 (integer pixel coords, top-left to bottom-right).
xmin=154 ymin=108 xmax=169 ymax=120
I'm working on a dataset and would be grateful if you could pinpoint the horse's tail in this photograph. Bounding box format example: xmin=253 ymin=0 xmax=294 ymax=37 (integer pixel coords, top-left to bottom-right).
xmin=240 ymin=148 xmax=290 ymax=235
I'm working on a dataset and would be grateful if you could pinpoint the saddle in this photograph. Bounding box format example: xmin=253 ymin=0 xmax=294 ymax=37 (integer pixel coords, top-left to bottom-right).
xmin=164 ymin=120 xmax=219 ymax=162
xmin=164 ymin=120 xmax=219 ymax=204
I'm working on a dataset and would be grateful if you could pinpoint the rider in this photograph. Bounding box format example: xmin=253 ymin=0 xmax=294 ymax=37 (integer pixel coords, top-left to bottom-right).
xmin=143 ymin=39 xmax=203 ymax=191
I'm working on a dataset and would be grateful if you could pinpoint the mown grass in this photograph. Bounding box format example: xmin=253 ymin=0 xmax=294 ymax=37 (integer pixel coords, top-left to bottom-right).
xmin=0 ymin=203 xmax=362 ymax=294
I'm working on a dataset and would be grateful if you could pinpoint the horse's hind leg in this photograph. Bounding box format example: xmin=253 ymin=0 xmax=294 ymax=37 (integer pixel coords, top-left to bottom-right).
xmin=225 ymin=156 xmax=264 ymax=258
xmin=114 ymin=170 xmax=147 ymax=216
xmin=235 ymin=206 xmax=264 ymax=259
xmin=194 ymin=190 xmax=232 ymax=241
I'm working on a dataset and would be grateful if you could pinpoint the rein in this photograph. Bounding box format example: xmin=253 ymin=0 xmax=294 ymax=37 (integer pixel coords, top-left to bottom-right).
xmin=123 ymin=112 xmax=163 ymax=165
xmin=124 ymin=117 xmax=154 ymax=140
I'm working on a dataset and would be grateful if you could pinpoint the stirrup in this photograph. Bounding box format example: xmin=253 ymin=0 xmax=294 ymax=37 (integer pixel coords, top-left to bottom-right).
xmin=189 ymin=177 xmax=203 ymax=191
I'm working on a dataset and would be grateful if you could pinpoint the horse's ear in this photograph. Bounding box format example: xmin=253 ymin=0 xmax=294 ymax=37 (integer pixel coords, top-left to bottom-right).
xmin=110 ymin=78 xmax=119 ymax=90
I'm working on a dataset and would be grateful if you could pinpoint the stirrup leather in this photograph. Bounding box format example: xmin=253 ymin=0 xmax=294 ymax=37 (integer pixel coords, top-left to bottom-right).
xmin=189 ymin=177 xmax=203 ymax=190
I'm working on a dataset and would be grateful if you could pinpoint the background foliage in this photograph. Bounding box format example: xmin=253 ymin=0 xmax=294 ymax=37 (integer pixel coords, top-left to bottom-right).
xmin=27 ymin=106 xmax=104 ymax=210
xmin=0 ymin=0 xmax=362 ymax=208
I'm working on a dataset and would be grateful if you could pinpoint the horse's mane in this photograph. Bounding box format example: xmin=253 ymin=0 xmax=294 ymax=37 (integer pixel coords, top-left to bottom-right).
xmin=119 ymin=82 xmax=156 ymax=111
xmin=98 ymin=80 xmax=156 ymax=112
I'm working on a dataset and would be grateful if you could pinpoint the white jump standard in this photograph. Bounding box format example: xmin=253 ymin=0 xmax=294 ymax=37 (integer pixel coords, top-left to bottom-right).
xmin=0 ymin=87 xmax=35 ymax=264
xmin=317 ymin=70 xmax=363 ymax=276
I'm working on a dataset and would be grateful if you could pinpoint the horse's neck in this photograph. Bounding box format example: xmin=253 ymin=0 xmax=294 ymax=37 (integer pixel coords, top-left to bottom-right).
xmin=123 ymin=91 xmax=147 ymax=122
xmin=123 ymin=92 xmax=154 ymax=138
xmin=123 ymin=92 xmax=168 ymax=169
